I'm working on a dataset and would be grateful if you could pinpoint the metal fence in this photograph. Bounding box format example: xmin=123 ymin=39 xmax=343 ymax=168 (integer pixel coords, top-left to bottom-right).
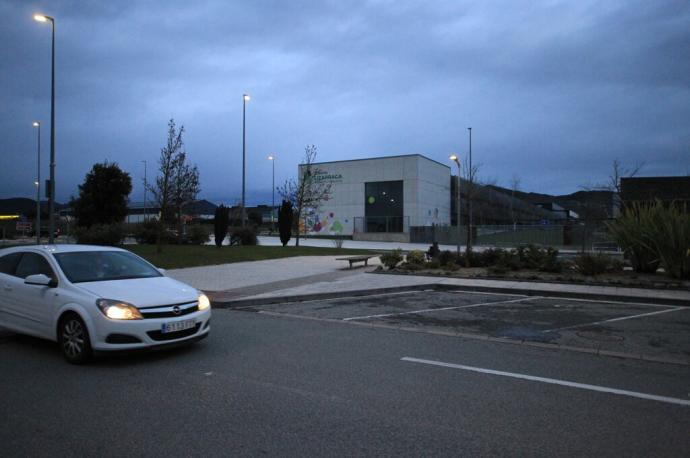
xmin=410 ymin=220 xmax=618 ymax=251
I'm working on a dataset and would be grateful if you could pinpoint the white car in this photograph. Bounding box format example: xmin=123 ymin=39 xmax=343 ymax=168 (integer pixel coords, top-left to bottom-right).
xmin=0 ymin=244 xmax=211 ymax=363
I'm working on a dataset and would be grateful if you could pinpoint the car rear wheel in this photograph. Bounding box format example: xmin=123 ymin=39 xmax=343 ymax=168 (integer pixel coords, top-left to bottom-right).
xmin=58 ymin=315 xmax=93 ymax=364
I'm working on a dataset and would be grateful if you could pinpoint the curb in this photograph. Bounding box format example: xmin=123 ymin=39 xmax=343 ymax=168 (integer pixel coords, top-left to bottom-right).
xmin=254 ymin=310 xmax=690 ymax=367
xmin=210 ymin=282 xmax=690 ymax=309
xmin=210 ymin=284 xmax=440 ymax=308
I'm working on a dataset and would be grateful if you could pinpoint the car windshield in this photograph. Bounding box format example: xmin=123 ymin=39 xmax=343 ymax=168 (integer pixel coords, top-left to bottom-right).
xmin=53 ymin=251 xmax=162 ymax=283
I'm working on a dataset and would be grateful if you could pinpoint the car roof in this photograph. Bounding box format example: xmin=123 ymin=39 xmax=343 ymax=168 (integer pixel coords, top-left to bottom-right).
xmin=0 ymin=244 xmax=127 ymax=256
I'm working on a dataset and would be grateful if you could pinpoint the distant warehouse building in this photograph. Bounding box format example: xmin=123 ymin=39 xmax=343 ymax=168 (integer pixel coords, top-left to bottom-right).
xmin=620 ymin=176 xmax=690 ymax=213
xmin=299 ymin=155 xmax=451 ymax=241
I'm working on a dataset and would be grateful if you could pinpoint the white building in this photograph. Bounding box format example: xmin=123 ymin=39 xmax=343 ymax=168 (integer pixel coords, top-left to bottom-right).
xmin=299 ymin=154 xmax=450 ymax=241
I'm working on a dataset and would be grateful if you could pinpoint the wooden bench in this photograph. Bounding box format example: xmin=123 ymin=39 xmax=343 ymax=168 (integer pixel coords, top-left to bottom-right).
xmin=336 ymin=255 xmax=378 ymax=269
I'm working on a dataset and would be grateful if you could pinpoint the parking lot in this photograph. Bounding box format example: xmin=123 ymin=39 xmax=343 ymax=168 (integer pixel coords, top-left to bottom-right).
xmin=2 ymin=290 xmax=690 ymax=456
xmin=242 ymin=289 xmax=690 ymax=363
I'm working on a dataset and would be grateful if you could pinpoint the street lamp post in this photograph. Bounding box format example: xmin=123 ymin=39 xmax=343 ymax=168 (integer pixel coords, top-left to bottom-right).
xmin=142 ymin=160 xmax=147 ymax=222
xmin=33 ymin=121 xmax=41 ymax=244
xmin=34 ymin=13 xmax=56 ymax=244
xmin=268 ymin=155 xmax=275 ymax=232
xmin=449 ymin=154 xmax=461 ymax=255
xmin=467 ymin=127 xmax=473 ymax=258
xmin=241 ymin=93 xmax=250 ymax=228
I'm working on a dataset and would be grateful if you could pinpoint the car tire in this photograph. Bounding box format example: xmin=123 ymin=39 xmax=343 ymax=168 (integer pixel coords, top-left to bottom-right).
xmin=58 ymin=314 xmax=93 ymax=364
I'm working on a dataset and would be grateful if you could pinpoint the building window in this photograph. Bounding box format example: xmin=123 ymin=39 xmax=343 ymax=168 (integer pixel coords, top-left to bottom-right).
xmin=365 ymin=181 xmax=403 ymax=232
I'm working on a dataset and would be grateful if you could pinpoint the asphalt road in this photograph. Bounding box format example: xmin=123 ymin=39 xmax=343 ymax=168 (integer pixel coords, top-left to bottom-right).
xmin=1 ymin=303 xmax=689 ymax=457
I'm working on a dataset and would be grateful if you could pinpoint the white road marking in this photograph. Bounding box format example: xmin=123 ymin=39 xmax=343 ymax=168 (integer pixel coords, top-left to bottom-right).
xmin=401 ymin=357 xmax=690 ymax=407
xmin=342 ymin=296 xmax=537 ymax=321
xmin=530 ymin=296 xmax=679 ymax=309
xmin=447 ymin=290 xmax=529 ymax=298
xmin=544 ymin=306 xmax=685 ymax=333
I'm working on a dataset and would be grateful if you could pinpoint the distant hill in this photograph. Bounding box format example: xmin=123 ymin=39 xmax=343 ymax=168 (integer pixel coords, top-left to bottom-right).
xmin=486 ymin=185 xmax=616 ymax=219
xmin=0 ymin=198 xmax=66 ymax=216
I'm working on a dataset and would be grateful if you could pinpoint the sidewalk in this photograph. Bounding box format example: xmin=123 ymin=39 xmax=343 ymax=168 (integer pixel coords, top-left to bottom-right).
xmin=168 ymin=255 xmax=690 ymax=307
xmin=255 ymin=235 xmax=584 ymax=254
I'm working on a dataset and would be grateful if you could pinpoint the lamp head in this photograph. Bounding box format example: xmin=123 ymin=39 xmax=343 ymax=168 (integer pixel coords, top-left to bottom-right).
xmin=33 ymin=14 xmax=53 ymax=23
xmin=243 ymin=94 xmax=251 ymax=102
xmin=449 ymin=154 xmax=458 ymax=161
xmin=32 ymin=121 xmax=40 ymax=127
xmin=268 ymin=155 xmax=274 ymax=161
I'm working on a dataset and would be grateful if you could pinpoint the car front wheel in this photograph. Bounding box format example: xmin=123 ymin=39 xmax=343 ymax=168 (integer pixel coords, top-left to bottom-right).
xmin=58 ymin=315 xmax=93 ymax=364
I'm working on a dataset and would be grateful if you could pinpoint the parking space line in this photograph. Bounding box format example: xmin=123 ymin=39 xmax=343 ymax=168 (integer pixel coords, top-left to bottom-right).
xmin=342 ymin=296 xmax=538 ymax=321
xmin=544 ymin=306 xmax=686 ymax=333
xmin=529 ymin=296 xmax=678 ymax=308
xmin=401 ymin=357 xmax=690 ymax=407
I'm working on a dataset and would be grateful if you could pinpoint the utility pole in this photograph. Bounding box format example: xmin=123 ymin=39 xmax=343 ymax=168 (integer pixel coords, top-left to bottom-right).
xmin=142 ymin=160 xmax=147 ymax=222
xmin=466 ymin=127 xmax=473 ymax=262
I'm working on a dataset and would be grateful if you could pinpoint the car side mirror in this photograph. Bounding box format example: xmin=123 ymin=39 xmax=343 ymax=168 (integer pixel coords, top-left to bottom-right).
xmin=24 ymin=274 xmax=57 ymax=288
xmin=157 ymin=268 xmax=166 ymax=275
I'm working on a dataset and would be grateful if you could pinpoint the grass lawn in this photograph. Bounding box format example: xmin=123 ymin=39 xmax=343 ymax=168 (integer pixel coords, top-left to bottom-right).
xmin=127 ymin=244 xmax=378 ymax=269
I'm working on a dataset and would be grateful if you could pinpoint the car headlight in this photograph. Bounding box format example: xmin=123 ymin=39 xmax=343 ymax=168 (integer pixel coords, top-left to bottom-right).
xmin=96 ymin=299 xmax=143 ymax=320
xmin=198 ymin=293 xmax=211 ymax=311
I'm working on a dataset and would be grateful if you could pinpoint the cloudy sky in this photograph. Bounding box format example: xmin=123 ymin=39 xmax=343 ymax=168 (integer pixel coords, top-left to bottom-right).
xmin=1 ymin=0 xmax=688 ymax=205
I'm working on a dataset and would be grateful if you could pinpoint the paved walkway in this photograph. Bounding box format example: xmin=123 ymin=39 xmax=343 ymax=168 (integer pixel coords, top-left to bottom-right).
xmin=168 ymin=255 xmax=690 ymax=306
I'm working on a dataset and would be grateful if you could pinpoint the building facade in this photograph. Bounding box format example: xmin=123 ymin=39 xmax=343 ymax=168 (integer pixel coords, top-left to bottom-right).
xmin=299 ymin=154 xmax=451 ymax=237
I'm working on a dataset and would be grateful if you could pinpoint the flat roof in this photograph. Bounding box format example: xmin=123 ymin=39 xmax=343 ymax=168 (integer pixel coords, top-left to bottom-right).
xmin=305 ymin=154 xmax=451 ymax=170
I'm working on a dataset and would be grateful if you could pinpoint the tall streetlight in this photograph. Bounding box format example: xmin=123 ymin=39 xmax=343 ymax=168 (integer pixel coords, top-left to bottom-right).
xmin=34 ymin=13 xmax=56 ymax=244
xmin=141 ymin=160 xmax=147 ymax=222
xmin=32 ymin=121 xmax=41 ymax=244
xmin=449 ymin=154 xmax=461 ymax=255
xmin=241 ymin=93 xmax=250 ymax=228
xmin=467 ymin=127 xmax=473 ymax=257
xmin=268 ymin=155 xmax=275 ymax=232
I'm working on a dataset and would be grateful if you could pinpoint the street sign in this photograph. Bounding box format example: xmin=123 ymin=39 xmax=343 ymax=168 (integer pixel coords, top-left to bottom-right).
xmin=16 ymin=221 xmax=32 ymax=232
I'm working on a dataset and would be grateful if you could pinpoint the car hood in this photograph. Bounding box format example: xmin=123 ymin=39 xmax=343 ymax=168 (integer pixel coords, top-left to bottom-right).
xmin=75 ymin=276 xmax=198 ymax=308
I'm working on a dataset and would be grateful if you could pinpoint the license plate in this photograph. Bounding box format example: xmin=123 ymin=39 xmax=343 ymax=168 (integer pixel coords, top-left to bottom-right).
xmin=161 ymin=319 xmax=195 ymax=334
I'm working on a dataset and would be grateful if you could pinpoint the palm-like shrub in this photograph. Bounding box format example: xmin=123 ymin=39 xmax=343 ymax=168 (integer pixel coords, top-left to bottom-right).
xmin=607 ymin=202 xmax=659 ymax=273
xmin=645 ymin=204 xmax=690 ymax=279
xmin=608 ymin=201 xmax=690 ymax=279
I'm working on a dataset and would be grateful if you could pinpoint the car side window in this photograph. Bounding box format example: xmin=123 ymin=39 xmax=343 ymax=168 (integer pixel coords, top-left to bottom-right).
xmin=14 ymin=253 xmax=57 ymax=281
xmin=0 ymin=252 xmax=23 ymax=276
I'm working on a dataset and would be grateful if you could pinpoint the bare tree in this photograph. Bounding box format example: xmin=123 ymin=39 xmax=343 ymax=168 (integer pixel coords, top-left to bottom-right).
xmin=171 ymin=151 xmax=200 ymax=241
xmin=278 ymin=145 xmax=332 ymax=246
xmin=592 ymin=158 xmax=644 ymax=216
xmin=148 ymin=119 xmax=200 ymax=252
xmin=606 ymin=158 xmax=644 ymax=195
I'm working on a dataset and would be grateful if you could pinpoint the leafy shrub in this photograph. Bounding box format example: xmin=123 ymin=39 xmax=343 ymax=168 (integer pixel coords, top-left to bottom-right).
xmin=516 ymin=244 xmax=543 ymax=269
xmin=331 ymin=238 xmax=345 ymax=249
xmin=232 ymin=227 xmax=257 ymax=246
xmin=538 ymin=247 xmax=562 ymax=273
xmin=74 ymin=224 xmax=124 ymax=246
xmin=380 ymin=249 xmax=403 ymax=270
xmin=470 ymin=248 xmax=505 ymax=267
xmin=487 ymin=263 xmax=509 ymax=275
xmin=133 ymin=220 xmax=163 ymax=244
xmin=438 ymin=250 xmax=459 ymax=267
xmin=278 ymin=200 xmax=293 ymax=247
xmin=571 ymin=253 xmax=615 ymax=276
xmin=187 ymin=225 xmax=210 ymax=245
xmin=214 ymin=205 xmax=230 ymax=248
xmin=406 ymin=250 xmax=426 ymax=265
xmin=426 ymin=260 xmax=441 ymax=269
